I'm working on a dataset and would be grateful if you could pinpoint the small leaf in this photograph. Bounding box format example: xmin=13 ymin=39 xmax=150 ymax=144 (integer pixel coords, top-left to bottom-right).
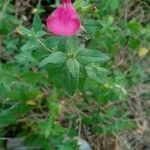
xmin=40 ymin=51 xmax=67 ymax=67
xmin=33 ymin=14 xmax=43 ymax=32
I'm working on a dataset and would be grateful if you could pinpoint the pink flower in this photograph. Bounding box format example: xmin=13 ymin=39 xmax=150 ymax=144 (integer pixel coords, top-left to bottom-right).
xmin=47 ymin=0 xmax=80 ymax=36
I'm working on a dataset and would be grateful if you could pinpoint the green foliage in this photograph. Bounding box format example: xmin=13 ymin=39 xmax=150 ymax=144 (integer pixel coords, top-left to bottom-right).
xmin=33 ymin=14 xmax=43 ymax=32
xmin=40 ymin=51 xmax=67 ymax=67
xmin=86 ymin=66 xmax=108 ymax=83
xmin=77 ymin=49 xmax=109 ymax=65
xmin=0 ymin=0 xmax=149 ymax=149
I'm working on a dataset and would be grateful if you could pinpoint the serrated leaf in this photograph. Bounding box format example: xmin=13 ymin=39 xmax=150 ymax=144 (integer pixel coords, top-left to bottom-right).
xmin=77 ymin=49 xmax=109 ymax=64
xmin=66 ymin=58 xmax=80 ymax=83
xmin=40 ymin=51 xmax=67 ymax=67
xmin=33 ymin=14 xmax=43 ymax=32
xmin=48 ymin=65 xmax=78 ymax=95
xmin=63 ymin=66 xmax=77 ymax=96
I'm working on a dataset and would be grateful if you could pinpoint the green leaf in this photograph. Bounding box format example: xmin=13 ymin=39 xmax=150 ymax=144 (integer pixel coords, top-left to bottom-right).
xmin=59 ymin=141 xmax=78 ymax=150
xmin=86 ymin=66 xmax=108 ymax=83
xmin=106 ymin=106 xmax=117 ymax=118
xmin=15 ymin=51 xmax=38 ymax=66
xmin=57 ymin=36 xmax=78 ymax=52
xmin=43 ymin=114 xmax=57 ymax=138
xmin=33 ymin=14 xmax=43 ymax=32
xmin=51 ymin=124 xmax=65 ymax=135
xmin=0 ymin=108 xmax=17 ymax=126
xmin=41 ymin=98 xmax=60 ymax=138
xmin=0 ymin=64 xmax=19 ymax=84
xmin=128 ymin=21 xmax=141 ymax=33
xmin=35 ymin=31 xmax=46 ymax=37
xmin=66 ymin=58 xmax=80 ymax=83
xmin=0 ymin=113 xmax=17 ymax=126
xmin=57 ymin=36 xmax=68 ymax=52
xmin=47 ymin=65 xmax=78 ymax=95
xmin=66 ymin=36 xmax=79 ymax=52
xmin=128 ymin=38 xmax=140 ymax=49
xmin=44 ymin=37 xmax=60 ymax=50
xmin=21 ymin=40 xmax=39 ymax=52
xmin=21 ymin=72 xmax=44 ymax=83
xmin=77 ymin=49 xmax=109 ymax=65
xmin=47 ymin=65 xmax=64 ymax=88
xmin=110 ymin=0 xmax=119 ymax=11
xmin=84 ymin=19 xmax=101 ymax=36
xmin=25 ymin=134 xmax=50 ymax=149
xmin=19 ymin=27 xmax=33 ymax=37
xmin=63 ymin=66 xmax=77 ymax=96
xmin=111 ymin=120 xmax=136 ymax=133
xmin=40 ymin=51 xmax=67 ymax=67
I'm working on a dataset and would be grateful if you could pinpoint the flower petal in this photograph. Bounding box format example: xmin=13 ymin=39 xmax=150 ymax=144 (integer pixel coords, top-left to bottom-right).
xmin=47 ymin=16 xmax=80 ymax=36
xmin=47 ymin=5 xmax=80 ymax=36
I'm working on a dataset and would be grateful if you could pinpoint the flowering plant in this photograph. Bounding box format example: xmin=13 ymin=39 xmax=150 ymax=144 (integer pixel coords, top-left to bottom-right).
xmin=0 ymin=0 xmax=149 ymax=149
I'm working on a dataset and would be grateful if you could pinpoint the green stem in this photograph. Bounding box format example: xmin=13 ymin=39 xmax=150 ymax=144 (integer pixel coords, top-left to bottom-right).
xmin=36 ymin=38 xmax=52 ymax=53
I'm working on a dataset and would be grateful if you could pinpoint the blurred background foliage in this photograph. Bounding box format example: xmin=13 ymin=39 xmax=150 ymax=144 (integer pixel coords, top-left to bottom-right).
xmin=0 ymin=0 xmax=149 ymax=149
